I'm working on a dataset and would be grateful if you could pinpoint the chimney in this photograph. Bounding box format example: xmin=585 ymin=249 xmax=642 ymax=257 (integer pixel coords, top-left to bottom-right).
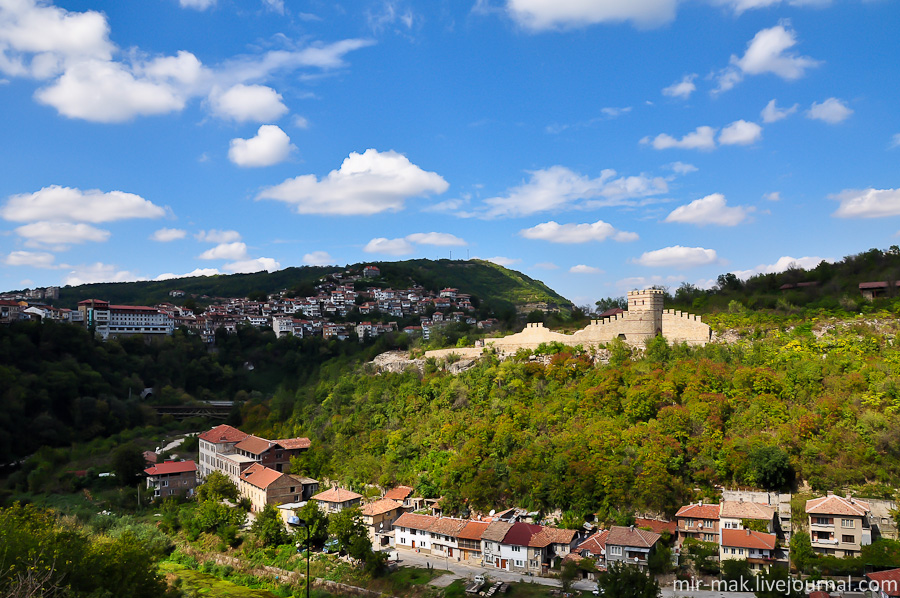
xmin=699 ymin=500 xmax=703 ymax=507
xmin=827 ymin=491 xmax=834 ymax=497
xmin=746 ymin=529 xmax=751 ymax=536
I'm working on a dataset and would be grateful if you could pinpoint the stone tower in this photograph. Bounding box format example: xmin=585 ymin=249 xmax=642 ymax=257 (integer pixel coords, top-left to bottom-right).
xmin=626 ymin=289 xmax=664 ymax=338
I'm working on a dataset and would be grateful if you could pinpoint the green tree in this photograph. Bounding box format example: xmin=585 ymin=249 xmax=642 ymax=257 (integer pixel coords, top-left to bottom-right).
xmin=597 ymin=562 xmax=660 ymax=598
xmin=294 ymin=501 xmax=329 ymax=547
xmin=683 ymin=538 xmax=720 ymax=575
xmin=721 ymin=559 xmax=752 ymax=583
xmin=196 ymin=471 xmax=239 ymax=503
xmin=327 ymin=507 xmax=367 ymax=552
xmin=251 ymin=504 xmax=290 ymax=547
xmin=560 ymin=559 xmax=579 ymax=592
xmin=748 ymin=446 xmax=793 ymax=490
xmin=112 ymin=444 xmax=147 ymax=486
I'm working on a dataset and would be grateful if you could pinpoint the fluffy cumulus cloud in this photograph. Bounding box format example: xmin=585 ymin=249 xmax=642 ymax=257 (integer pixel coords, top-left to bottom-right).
xmin=151 ymin=228 xmax=187 ymax=242
xmin=715 ymin=0 xmax=831 ymax=15
xmin=832 ymin=188 xmax=900 ymax=219
xmin=363 ymin=237 xmax=414 ymax=256
xmin=642 ymin=126 xmax=717 ymax=151
xmin=665 ymin=193 xmax=752 ymax=226
xmin=15 ymin=222 xmax=110 ymax=245
xmin=761 ymin=99 xmax=798 ymax=123
xmin=570 ymin=264 xmax=603 ymax=274
xmin=210 ymin=84 xmax=288 ymax=123
xmin=228 ymin=125 xmax=295 ymax=167
xmin=730 ymin=255 xmax=830 ymax=279
xmin=506 ymin=0 xmax=679 ymax=30
xmin=257 ymin=149 xmax=449 ymax=215
xmin=63 ymin=262 xmax=145 ymax=286
xmin=224 ymin=257 xmax=280 ymax=274
xmin=405 ymin=232 xmax=466 ymax=246
xmin=1 ymin=185 xmax=165 ymax=223
xmin=666 ymin=162 xmax=698 ymax=175
xmin=636 ymin=245 xmax=718 ymax=268
xmin=4 ymin=250 xmax=56 ymax=268
xmin=662 ymin=74 xmax=696 ymax=99
xmin=715 ymin=24 xmax=820 ymax=93
xmin=807 ymin=97 xmax=853 ymax=124
xmin=155 ymin=267 xmax=221 ymax=280
xmin=302 ymin=251 xmax=334 ymax=266
xmin=519 ymin=220 xmax=638 ymax=243
xmin=179 ymin=0 xmax=217 ymax=9
xmin=480 ymin=166 xmax=668 ymax=218
xmin=199 ymin=242 xmax=248 ymax=260
xmin=718 ymin=120 xmax=762 ymax=146
xmin=196 ymin=229 xmax=241 ymax=243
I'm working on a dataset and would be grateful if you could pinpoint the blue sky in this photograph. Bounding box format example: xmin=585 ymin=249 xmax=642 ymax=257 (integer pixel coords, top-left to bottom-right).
xmin=1 ymin=0 xmax=899 ymax=307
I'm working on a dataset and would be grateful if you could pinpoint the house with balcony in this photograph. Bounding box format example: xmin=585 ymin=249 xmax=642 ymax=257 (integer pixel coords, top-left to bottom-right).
xmin=310 ymin=487 xmax=362 ymax=513
xmin=675 ymin=502 xmax=720 ymax=545
xmin=720 ymin=529 xmax=777 ymax=573
xmin=605 ymin=526 xmax=660 ymax=570
xmin=719 ymin=500 xmax=776 ymax=533
xmin=458 ymin=520 xmax=490 ymax=562
xmin=144 ymin=460 xmax=197 ymax=499
xmin=806 ymin=493 xmax=871 ymax=557
xmin=429 ymin=517 xmax=469 ymax=560
xmin=482 ymin=521 xmax=514 ymax=570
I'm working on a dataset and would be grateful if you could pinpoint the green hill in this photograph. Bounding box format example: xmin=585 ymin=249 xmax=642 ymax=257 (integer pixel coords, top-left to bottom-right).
xmin=52 ymin=259 xmax=571 ymax=314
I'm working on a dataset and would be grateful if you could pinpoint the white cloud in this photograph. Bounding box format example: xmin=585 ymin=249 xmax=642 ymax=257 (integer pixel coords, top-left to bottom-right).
xmin=302 ymin=251 xmax=334 ymax=266
xmin=533 ymin=262 xmax=559 ymax=270
xmin=228 ymin=125 xmax=295 ymax=167
xmin=642 ymin=126 xmax=717 ymax=150
xmin=763 ymin=191 xmax=782 ymax=201
xmin=601 ymin=106 xmax=632 ymax=118
xmin=209 ymin=84 xmax=288 ymax=123
xmin=293 ymin=115 xmax=309 ymax=129
xmin=155 ymin=267 xmax=221 ymax=280
xmin=151 ymin=228 xmax=187 ymax=242
xmin=730 ymin=255 xmax=830 ymax=279
xmin=714 ymin=24 xmax=820 ymax=93
xmin=257 ymin=149 xmax=449 ymax=215
xmin=405 ymin=232 xmax=467 ymax=246
xmin=761 ymin=99 xmax=798 ymax=123
xmin=505 ymin=0 xmax=679 ymax=30
xmin=807 ymin=97 xmax=853 ymax=124
xmin=478 ymin=256 xmax=521 ymax=267
xmin=199 ymin=242 xmax=248 ymax=260
xmin=636 ymin=245 xmax=718 ymax=268
xmin=1 ymin=185 xmax=165 ymax=223
xmin=63 ymin=262 xmax=145 ymax=286
xmin=718 ymin=120 xmax=762 ymax=145
xmin=570 ymin=264 xmax=603 ymax=274
xmin=261 ymin=0 xmax=284 ymax=14
xmin=224 ymin=257 xmax=280 ymax=274
xmin=666 ymin=161 xmax=698 ymax=175
xmin=662 ymin=74 xmax=696 ymax=99
xmin=716 ymin=0 xmax=833 ymax=15
xmin=665 ymin=193 xmax=752 ymax=226
xmin=832 ymin=188 xmax=900 ymax=219
xmin=5 ymin=251 xmax=56 ymax=268
xmin=196 ymin=229 xmax=242 ymax=243
xmin=614 ymin=274 xmax=684 ymax=292
xmin=519 ymin=220 xmax=638 ymax=243
xmin=363 ymin=237 xmax=415 ymax=256
xmin=179 ymin=0 xmax=217 ymax=9
xmin=889 ymin=134 xmax=900 ymax=149
xmin=15 ymin=221 xmax=110 ymax=245
xmin=480 ymin=166 xmax=668 ymax=218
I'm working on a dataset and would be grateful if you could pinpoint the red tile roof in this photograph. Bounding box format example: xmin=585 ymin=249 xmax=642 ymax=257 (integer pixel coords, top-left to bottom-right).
xmin=607 ymin=526 xmax=660 ymax=549
xmin=806 ymin=495 xmax=870 ymax=517
xmin=720 ymin=501 xmax=775 ymax=520
xmin=576 ymin=530 xmax=609 ymax=557
xmin=199 ymin=424 xmax=249 ymax=444
xmin=144 ymin=460 xmax=197 ymax=476
xmin=867 ymin=569 xmax=900 ymax=597
xmin=311 ymin=487 xmax=363 ymax=503
xmin=721 ymin=529 xmax=777 ymax=550
xmin=275 ymin=437 xmax=311 ymax=450
xmin=634 ymin=518 xmax=677 ymax=535
xmin=239 ymin=463 xmax=283 ymax=490
xmin=504 ymin=521 xmax=543 ymax=547
xmin=235 ymin=435 xmax=274 ymax=455
xmin=530 ymin=527 xmax=578 ymax=548
xmin=394 ymin=512 xmax=437 ymax=531
xmin=676 ymin=503 xmax=720 ymax=520
xmin=429 ymin=517 xmax=469 ymax=537
xmin=384 ymin=485 xmax=415 ymax=501
xmin=361 ymin=498 xmax=402 ymax=517
xmin=458 ymin=520 xmax=490 ymax=541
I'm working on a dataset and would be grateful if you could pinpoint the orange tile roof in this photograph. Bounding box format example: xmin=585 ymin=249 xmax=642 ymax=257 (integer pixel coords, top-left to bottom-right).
xmin=275 ymin=437 xmax=311 ymax=450
xmin=720 ymin=501 xmax=775 ymax=520
xmin=576 ymin=530 xmax=609 ymax=556
xmin=361 ymin=498 xmax=402 ymax=517
xmin=721 ymin=529 xmax=777 ymax=550
xmin=607 ymin=526 xmax=660 ymax=549
xmin=676 ymin=503 xmax=720 ymax=520
xmin=394 ymin=512 xmax=437 ymax=531
xmin=384 ymin=485 xmax=415 ymax=501
xmin=235 ymin=435 xmax=274 ymax=455
xmin=144 ymin=460 xmax=196 ymax=476
xmin=635 ymin=518 xmax=677 ymax=534
xmin=199 ymin=424 xmax=249 ymax=444
xmin=806 ymin=495 xmax=870 ymax=517
xmin=311 ymin=487 xmax=363 ymax=503
xmin=867 ymin=569 xmax=900 ymax=597
xmin=458 ymin=520 xmax=490 ymax=541
xmin=530 ymin=527 xmax=578 ymax=548
xmin=239 ymin=463 xmax=283 ymax=490
xmin=429 ymin=518 xmax=469 ymax=537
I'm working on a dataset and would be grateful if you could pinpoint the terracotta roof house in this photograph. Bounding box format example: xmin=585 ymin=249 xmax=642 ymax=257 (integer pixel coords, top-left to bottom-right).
xmin=720 ymin=529 xmax=778 ymax=574
xmin=606 ymin=525 xmax=661 ymax=569
xmin=238 ymin=463 xmax=319 ymax=512
xmin=675 ymin=502 xmax=720 ymax=545
xmin=576 ymin=530 xmax=610 ymax=558
xmin=144 ymin=460 xmax=197 ymax=499
xmin=198 ymin=424 xmax=250 ymax=479
xmin=806 ymin=493 xmax=872 ymax=557
xmin=361 ymin=499 xmax=404 ymax=548
xmin=720 ymin=501 xmax=776 ymax=533
xmin=384 ymin=485 xmax=416 ymax=507
xmin=428 ymin=518 xmax=470 ymax=559
xmin=310 ymin=487 xmax=363 ymax=513
xmin=458 ymin=521 xmax=490 ymax=561
xmin=866 ymin=568 xmax=900 ymax=598
xmin=482 ymin=520 xmax=514 ymax=570
xmin=634 ymin=518 xmax=677 ymax=536
xmin=394 ymin=513 xmax=438 ymax=553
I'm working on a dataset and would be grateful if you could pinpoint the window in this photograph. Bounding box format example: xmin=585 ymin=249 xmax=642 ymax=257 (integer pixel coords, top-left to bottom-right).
xmin=841 ymin=519 xmax=854 ymax=528
xmin=842 ymin=535 xmax=854 ymax=543
xmin=814 ymin=517 xmax=832 ymax=525
xmin=515 ymin=560 xmax=524 ymax=567
xmin=400 ymin=537 xmax=406 ymax=545
xmin=610 ymin=546 xmax=622 ymax=556
xmin=512 ymin=546 xmax=521 ymax=553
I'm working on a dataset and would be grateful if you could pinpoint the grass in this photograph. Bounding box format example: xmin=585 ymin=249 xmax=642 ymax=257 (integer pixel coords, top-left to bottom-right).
xmin=160 ymin=561 xmax=282 ymax=598
xmin=391 ymin=567 xmax=442 ymax=586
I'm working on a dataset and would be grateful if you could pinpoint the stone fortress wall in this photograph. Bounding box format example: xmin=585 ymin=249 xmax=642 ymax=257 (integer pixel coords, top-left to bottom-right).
xmin=475 ymin=289 xmax=711 ymax=355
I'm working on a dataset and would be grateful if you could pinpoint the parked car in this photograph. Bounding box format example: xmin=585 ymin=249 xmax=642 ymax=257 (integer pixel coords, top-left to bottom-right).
xmin=323 ymin=538 xmax=340 ymax=553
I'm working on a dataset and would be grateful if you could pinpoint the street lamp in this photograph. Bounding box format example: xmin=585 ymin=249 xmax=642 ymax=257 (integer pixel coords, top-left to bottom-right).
xmin=290 ymin=516 xmax=310 ymax=598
